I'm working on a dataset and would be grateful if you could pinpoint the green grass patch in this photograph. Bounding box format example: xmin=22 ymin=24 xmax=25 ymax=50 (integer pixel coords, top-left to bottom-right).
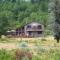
xmin=0 ymin=49 xmax=60 ymax=60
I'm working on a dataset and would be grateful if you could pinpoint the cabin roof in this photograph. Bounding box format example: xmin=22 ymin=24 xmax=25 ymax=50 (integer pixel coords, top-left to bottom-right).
xmin=26 ymin=22 xmax=43 ymax=26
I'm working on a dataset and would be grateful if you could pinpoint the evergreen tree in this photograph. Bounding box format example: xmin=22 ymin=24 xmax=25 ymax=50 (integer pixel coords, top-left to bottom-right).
xmin=54 ymin=0 xmax=60 ymax=43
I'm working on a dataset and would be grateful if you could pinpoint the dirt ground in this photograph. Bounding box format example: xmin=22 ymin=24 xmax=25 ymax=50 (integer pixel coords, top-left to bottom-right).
xmin=0 ymin=43 xmax=17 ymax=50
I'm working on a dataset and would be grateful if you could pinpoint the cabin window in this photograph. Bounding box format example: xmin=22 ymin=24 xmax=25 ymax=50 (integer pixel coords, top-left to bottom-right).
xmin=27 ymin=25 xmax=31 ymax=28
xmin=38 ymin=25 xmax=42 ymax=29
xmin=38 ymin=31 xmax=42 ymax=34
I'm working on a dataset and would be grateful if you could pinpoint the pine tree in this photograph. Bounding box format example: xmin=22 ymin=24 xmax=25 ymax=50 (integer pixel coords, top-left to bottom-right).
xmin=54 ymin=0 xmax=60 ymax=43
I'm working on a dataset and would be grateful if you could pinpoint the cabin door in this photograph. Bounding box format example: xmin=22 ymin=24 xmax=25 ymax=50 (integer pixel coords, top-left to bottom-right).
xmin=32 ymin=31 xmax=37 ymax=37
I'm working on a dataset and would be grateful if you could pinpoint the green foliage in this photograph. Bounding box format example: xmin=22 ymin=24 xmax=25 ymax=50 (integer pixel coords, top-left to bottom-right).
xmin=0 ymin=0 xmax=49 ymax=35
xmin=19 ymin=42 xmax=31 ymax=52
xmin=0 ymin=49 xmax=14 ymax=60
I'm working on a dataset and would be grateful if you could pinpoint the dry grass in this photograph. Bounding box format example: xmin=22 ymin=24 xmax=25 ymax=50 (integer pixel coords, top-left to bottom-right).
xmin=0 ymin=36 xmax=60 ymax=50
xmin=0 ymin=36 xmax=60 ymax=60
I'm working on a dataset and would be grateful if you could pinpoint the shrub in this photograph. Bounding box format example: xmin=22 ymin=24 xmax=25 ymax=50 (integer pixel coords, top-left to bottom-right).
xmin=15 ymin=49 xmax=32 ymax=60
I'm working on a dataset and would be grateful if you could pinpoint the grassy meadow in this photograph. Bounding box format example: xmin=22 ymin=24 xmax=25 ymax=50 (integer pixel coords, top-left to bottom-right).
xmin=0 ymin=36 xmax=60 ymax=60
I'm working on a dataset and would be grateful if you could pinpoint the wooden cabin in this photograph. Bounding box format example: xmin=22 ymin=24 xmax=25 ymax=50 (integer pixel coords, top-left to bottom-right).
xmin=7 ymin=22 xmax=44 ymax=38
xmin=24 ymin=22 xmax=44 ymax=37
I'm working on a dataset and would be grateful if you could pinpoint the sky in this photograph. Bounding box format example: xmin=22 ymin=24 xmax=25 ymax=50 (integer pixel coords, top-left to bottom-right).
xmin=25 ymin=0 xmax=30 ymax=1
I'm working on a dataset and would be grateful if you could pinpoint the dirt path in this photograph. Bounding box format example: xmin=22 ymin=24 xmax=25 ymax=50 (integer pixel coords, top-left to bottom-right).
xmin=0 ymin=43 xmax=18 ymax=50
xmin=0 ymin=42 xmax=60 ymax=50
